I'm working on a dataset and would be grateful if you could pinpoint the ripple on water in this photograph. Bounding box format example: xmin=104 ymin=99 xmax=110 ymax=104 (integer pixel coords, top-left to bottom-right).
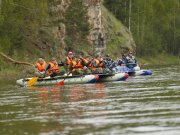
xmin=0 ymin=65 xmax=180 ymax=135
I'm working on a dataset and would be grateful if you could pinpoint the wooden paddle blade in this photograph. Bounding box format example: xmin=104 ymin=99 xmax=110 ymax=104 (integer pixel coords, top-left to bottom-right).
xmin=57 ymin=80 xmax=64 ymax=86
xmin=27 ymin=77 xmax=38 ymax=86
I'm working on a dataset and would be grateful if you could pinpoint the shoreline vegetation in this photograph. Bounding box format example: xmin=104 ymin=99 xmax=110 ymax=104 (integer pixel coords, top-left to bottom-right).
xmin=1 ymin=0 xmax=179 ymax=83
xmin=0 ymin=52 xmax=179 ymax=81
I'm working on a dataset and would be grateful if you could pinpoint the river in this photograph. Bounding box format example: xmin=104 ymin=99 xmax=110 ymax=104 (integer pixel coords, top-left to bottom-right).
xmin=0 ymin=65 xmax=180 ymax=135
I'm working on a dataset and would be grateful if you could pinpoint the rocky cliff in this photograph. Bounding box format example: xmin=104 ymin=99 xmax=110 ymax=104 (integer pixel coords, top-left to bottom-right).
xmin=39 ymin=0 xmax=135 ymax=58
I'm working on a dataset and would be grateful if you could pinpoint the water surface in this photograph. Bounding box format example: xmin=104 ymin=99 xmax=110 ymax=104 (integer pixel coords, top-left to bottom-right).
xmin=0 ymin=66 xmax=180 ymax=135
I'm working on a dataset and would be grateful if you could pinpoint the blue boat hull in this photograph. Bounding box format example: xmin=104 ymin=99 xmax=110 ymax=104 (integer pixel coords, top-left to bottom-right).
xmin=113 ymin=66 xmax=152 ymax=76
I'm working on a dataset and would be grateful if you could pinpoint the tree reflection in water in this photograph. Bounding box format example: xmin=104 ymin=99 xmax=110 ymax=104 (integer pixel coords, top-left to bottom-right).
xmin=32 ymin=83 xmax=106 ymax=104
xmin=27 ymin=84 xmax=107 ymax=133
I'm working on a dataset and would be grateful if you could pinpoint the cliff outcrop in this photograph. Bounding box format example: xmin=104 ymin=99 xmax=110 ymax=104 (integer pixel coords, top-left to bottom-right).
xmin=39 ymin=0 xmax=135 ymax=58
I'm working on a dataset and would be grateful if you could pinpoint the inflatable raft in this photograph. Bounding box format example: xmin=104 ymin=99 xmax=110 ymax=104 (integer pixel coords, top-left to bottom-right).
xmin=16 ymin=72 xmax=129 ymax=87
xmin=98 ymin=72 xmax=129 ymax=82
xmin=128 ymin=69 xmax=152 ymax=76
xmin=113 ymin=65 xmax=152 ymax=76
xmin=16 ymin=74 xmax=98 ymax=87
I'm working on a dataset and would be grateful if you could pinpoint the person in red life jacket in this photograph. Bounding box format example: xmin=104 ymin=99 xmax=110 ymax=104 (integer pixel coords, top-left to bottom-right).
xmin=91 ymin=54 xmax=104 ymax=74
xmin=45 ymin=57 xmax=65 ymax=77
xmin=64 ymin=51 xmax=73 ymax=72
xmin=34 ymin=58 xmax=47 ymax=77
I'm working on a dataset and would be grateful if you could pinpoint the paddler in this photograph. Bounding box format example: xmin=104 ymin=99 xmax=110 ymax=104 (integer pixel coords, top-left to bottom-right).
xmin=45 ymin=57 xmax=65 ymax=77
xmin=34 ymin=58 xmax=47 ymax=78
xmin=68 ymin=55 xmax=83 ymax=75
xmin=117 ymin=54 xmax=127 ymax=66
xmin=126 ymin=51 xmax=137 ymax=68
xmin=64 ymin=51 xmax=73 ymax=72
xmin=80 ymin=55 xmax=92 ymax=75
xmin=91 ymin=54 xmax=104 ymax=74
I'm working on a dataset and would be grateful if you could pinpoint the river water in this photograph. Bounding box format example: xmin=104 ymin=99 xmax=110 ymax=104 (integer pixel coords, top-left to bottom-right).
xmin=0 ymin=65 xmax=180 ymax=135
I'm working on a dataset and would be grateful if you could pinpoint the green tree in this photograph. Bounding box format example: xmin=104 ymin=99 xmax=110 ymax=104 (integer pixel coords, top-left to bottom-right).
xmin=64 ymin=0 xmax=90 ymax=52
xmin=104 ymin=0 xmax=180 ymax=57
xmin=0 ymin=0 xmax=47 ymax=56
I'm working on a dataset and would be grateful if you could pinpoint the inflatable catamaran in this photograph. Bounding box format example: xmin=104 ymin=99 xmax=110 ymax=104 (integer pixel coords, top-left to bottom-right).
xmin=113 ymin=63 xmax=152 ymax=76
xmin=16 ymin=73 xmax=129 ymax=87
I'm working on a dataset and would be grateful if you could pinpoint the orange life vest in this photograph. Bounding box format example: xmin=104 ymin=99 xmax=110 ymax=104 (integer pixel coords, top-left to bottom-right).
xmin=47 ymin=62 xmax=60 ymax=75
xmin=92 ymin=59 xmax=103 ymax=71
xmin=35 ymin=62 xmax=47 ymax=72
xmin=83 ymin=58 xmax=92 ymax=68
xmin=77 ymin=59 xmax=83 ymax=69
xmin=71 ymin=60 xmax=83 ymax=71
xmin=66 ymin=57 xmax=72 ymax=65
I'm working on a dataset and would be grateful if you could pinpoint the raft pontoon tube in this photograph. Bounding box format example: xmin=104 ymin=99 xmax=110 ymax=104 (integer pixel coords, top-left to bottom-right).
xmin=16 ymin=75 xmax=98 ymax=87
xmin=98 ymin=72 xmax=129 ymax=82
xmin=16 ymin=73 xmax=129 ymax=87
xmin=114 ymin=66 xmax=152 ymax=76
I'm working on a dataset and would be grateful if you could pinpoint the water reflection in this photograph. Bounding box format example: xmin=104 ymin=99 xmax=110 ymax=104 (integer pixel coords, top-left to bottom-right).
xmin=23 ymin=84 xmax=107 ymax=134
xmin=0 ymin=65 xmax=180 ymax=135
xmin=31 ymin=83 xmax=106 ymax=104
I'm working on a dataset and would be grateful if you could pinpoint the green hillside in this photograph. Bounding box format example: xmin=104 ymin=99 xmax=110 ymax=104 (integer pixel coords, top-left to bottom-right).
xmin=102 ymin=6 xmax=135 ymax=57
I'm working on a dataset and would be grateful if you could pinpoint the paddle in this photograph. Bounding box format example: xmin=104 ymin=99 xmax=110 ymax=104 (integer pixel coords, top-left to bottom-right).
xmin=27 ymin=77 xmax=39 ymax=86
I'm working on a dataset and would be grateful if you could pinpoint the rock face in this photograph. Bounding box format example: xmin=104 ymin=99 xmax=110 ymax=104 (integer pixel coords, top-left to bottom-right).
xmin=40 ymin=0 xmax=135 ymax=58
xmin=47 ymin=0 xmax=70 ymax=59
xmin=84 ymin=0 xmax=106 ymax=53
xmin=84 ymin=0 xmax=136 ymax=55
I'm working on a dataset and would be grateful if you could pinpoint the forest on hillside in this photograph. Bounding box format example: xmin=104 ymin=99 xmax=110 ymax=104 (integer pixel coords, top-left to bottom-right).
xmin=104 ymin=0 xmax=180 ymax=57
xmin=0 ymin=0 xmax=180 ymax=60
xmin=0 ymin=0 xmax=48 ymax=56
xmin=0 ymin=0 xmax=90 ymax=58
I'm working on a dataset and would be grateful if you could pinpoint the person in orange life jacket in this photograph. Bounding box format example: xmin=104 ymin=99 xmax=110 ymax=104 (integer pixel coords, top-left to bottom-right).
xmin=91 ymin=54 xmax=104 ymax=74
xmin=79 ymin=55 xmax=92 ymax=75
xmin=64 ymin=51 xmax=73 ymax=72
xmin=45 ymin=57 xmax=65 ymax=77
xmin=68 ymin=55 xmax=83 ymax=75
xmin=81 ymin=55 xmax=93 ymax=68
xmin=34 ymin=58 xmax=47 ymax=77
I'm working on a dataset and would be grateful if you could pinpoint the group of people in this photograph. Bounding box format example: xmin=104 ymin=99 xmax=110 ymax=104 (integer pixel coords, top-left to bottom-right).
xmin=34 ymin=51 xmax=137 ymax=78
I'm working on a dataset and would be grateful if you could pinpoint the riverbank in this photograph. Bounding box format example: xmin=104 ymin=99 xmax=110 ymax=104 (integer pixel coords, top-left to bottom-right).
xmin=0 ymin=65 xmax=34 ymax=82
xmin=138 ymin=53 xmax=180 ymax=68
xmin=0 ymin=53 xmax=179 ymax=82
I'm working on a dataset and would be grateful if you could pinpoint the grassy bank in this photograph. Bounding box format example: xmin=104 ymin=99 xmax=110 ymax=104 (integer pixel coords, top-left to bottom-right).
xmin=138 ymin=53 xmax=180 ymax=68
xmin=0 ymin=65 xmax=31 ymax=81
xmin=0 ymin=53 xmax=179 ymax=82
